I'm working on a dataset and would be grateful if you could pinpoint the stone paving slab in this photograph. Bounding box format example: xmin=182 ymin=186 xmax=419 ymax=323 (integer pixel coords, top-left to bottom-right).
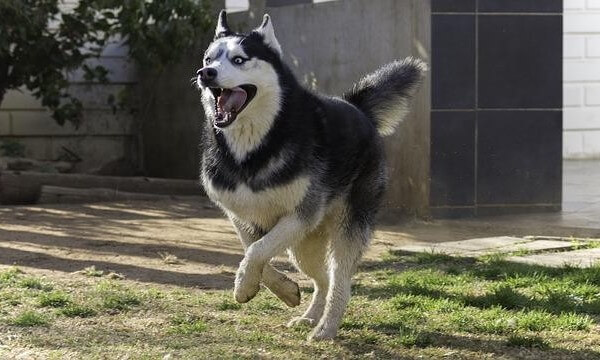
xmin=507 ymin=248 xmax=600 ymax=268
xmin=468 ymin=239 xmax=575 ymax=256
xmin=397 ymin=236 xmax=527 ymax=255
xmin=397 ymin=237 xmax=576 ymax=257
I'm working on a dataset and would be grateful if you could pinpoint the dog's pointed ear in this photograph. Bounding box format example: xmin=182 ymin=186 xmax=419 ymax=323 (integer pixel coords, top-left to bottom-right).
xmin=254 ymin=14 xmax=282 ymax=56
xmin=215 ymin=10 xmax=233 ymax=39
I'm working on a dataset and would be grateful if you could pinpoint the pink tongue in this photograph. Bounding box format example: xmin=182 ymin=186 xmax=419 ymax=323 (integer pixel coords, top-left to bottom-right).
xmin=218 ymin=87 xmax=247 ymax=112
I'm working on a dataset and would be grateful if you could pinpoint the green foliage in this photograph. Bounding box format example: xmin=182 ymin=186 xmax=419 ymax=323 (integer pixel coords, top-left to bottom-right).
xmin=0 ymin=140 xmax=26 ymax=157
xmin=85 ymin=0 xmax=214 ymax=72
xmin=0 ymin=0 xmax=213 ymax=127
xmin=0 ymin=0 xmax=109 ymax=126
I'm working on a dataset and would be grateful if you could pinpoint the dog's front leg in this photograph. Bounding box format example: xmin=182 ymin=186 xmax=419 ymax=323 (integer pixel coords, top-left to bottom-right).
xmin=230 ymin=216 xmax=300 ymax=307
xmin=234 ymin=215 xmax=309 ymax=304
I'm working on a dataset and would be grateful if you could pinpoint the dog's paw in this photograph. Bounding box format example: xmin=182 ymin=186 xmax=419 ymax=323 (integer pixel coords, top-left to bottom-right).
xmin=268 ymin=278 xmax=301 ymax=308
xmin=307 ymin=326 xmax=337 ymax=341
xmin=287 ymin=316 xmax=317 ymax=328
xmin=234 ymin=263 xmax=261 ymax=303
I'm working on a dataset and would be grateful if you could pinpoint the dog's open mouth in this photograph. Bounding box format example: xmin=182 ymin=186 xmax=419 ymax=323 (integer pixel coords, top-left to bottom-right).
xmin=210 ymin=85 xmax=257 ymax=128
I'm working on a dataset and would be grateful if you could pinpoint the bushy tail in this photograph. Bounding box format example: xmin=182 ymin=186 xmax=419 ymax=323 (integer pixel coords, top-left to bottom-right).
xmin=344 ymin=57 xmax=427 ymax=136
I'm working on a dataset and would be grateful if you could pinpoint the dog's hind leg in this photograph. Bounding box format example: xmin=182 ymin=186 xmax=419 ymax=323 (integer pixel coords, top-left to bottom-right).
xmin=287 ymin=233 xmax=329 ymax=327
xmin=308 ymin=226 xmax=368 ymax=341
xmin=231 ymin=217 xmax=301 ymax=307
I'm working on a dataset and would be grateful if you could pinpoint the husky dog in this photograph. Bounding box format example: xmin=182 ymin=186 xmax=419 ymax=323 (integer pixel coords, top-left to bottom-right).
xmin=195 ymin=11 xmax=425 ymax=340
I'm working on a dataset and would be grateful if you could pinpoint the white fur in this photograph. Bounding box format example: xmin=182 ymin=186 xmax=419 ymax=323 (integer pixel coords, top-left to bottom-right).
xmin=375 ymin=100 xmax=411 ymax=136
xmin=230 ymin=215 xmax=301 ymax=307
xmin=200 ymin=38 xmax=282 ymax=162
xmin=235 ymin=215 xmax=314 ymax=303
xmin=254 ymin=14 xmax=282 ymax=56
xmin=215 ymin=13 xmax=228 ymax=37
xmin=221 ymin=63 xmax=281 ymax=162
xmin=374 ymin=58 xmax=428 ymax=136
xmin=202 ymin=173 xmax=311 ymax=230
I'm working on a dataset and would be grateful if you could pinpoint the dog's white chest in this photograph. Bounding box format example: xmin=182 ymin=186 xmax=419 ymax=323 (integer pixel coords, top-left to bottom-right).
xmin=203 ymin=175 xmax=310 ymax=229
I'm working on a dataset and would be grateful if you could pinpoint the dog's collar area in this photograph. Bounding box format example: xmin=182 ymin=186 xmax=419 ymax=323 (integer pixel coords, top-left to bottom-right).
xmin=211 ymin=84 xmax=257 ymax=128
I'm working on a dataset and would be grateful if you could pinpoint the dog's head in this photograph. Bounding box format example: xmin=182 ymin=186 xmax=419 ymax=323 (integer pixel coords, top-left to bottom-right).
xmin=196 ymin=11 xmax=283 ymax=129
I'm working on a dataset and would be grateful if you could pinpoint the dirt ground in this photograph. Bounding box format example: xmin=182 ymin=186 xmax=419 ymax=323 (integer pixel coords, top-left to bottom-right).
xmin=1 ymin=199 xmax=599 ymax=291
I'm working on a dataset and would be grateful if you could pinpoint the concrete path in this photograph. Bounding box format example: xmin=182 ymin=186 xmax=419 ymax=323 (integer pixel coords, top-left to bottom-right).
xmin=397 ymin=236 xmax=600 ymax=268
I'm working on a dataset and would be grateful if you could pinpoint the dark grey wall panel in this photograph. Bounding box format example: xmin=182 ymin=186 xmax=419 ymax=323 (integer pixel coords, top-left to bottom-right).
xmin=477 ymin=111 xmax=562 ymax=205
xmin=478 ymin=15 xmax=562 ymax=109
xmin=432 ymin=0 xmax=476 ymax=13
xmin=431 ymin=111 xmax=476 ymax=206
xmin=432 ymin=15 xmax=476 ymax=109
xmin=430 ymin=2 xmax=563 ymax=218
xmin=479 ymin=0 xmax=562 ymax=13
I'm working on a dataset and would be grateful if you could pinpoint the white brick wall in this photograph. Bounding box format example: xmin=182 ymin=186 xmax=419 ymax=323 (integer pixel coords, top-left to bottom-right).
xmin=564 ymin=0 xmax=600 ymax=159
xmin=0 ymin=1 xmax=138 ymax=172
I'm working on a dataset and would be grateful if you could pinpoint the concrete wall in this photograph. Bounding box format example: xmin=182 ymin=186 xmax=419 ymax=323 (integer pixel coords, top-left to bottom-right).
xmin=564 ymin=0 xmax=600 ymax=159
xmin=141 ymin=0 xmax=431 ymax=216
xmin=0 ymin=0 xmax=138 ymax=173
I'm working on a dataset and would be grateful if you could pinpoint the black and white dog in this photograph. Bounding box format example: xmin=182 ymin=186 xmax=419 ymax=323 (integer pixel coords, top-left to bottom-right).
xmin=195 ymin=11 xmax=425 ymax=340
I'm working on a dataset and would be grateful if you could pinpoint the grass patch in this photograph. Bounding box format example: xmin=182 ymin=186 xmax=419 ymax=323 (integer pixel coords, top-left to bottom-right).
xmin=168 ymin=314 xmax=208 ymax=334
xmin=216 ymin=298 xmax=242 ymax=311
xmin=18 ymin=277 xmax=52 ymax=291
xmin=395 ymin=329 xmax=433 ymax=348
xmin=9 ymin=310 xmax=48 ymax=327
xmin=507 ymin=333 xmax=550 ymax=349
xmin=59 ymin=304 xmax=97 ymax=318
xmin=0 ymin=268 xmax=23 ymax=285
xmin=1 ymin=250 xmax=600 ymax=359
xmin=80 ymin=266 xmax=104 ymax=277
xmin=97 ymin=281 xmax=141 ymax=311
xmin=38 ymin=291 xmax=71 ymax=308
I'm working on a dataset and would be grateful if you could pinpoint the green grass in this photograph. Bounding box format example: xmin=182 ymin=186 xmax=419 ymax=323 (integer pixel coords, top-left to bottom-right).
xmin=0 ymin=267 xmax=23 ymax=285
xmin=38 ymin=291 xmax=71 ymax=308
xmin=80 ymin=266 xmax=104 ymax=277
xmin=1 ymin=252 xmax=600 ymax=359
xmin=168 ymin=313 xmax=208 ymax=334
xmin=96 ymin=281 xmax=142 ymax=311
xmin=18 ymin=277 xmax=53 ymax=291
xmin=216 ymin=298 xmax=242 ymax=311
xmin=506 ymin=333 xmax=550 ymax=349
xmin=59 ymin=304 xmax=97 ymax=318
xmin=9 ymin=310 xmax=48 ymax=327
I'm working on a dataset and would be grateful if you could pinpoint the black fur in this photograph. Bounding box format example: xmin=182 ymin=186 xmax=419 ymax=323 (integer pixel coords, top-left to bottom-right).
xmin=344 ymin=58 xmax=426 ymax=132
xmin=215 ymin=10 xmax=234 ymax=39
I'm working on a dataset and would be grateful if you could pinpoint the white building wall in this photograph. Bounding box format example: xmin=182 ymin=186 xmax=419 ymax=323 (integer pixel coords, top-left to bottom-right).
xmin=564 ymin=0 xmax=600 ymax=159
xmin=0 ymin=0 xmax=137 ymax=172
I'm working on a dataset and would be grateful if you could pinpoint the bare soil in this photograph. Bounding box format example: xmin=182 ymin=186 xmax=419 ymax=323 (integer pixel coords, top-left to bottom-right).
xmin=1 ymin=198 xmax=598 ymax=291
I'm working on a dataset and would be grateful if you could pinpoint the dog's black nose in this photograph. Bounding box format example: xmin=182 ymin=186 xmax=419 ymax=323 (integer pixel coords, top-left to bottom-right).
xmin=197 ymin=67 xmax=217 ymax=82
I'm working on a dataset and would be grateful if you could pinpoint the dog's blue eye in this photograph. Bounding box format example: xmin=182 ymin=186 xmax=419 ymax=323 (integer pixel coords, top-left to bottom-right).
xmin=233 ymin=56 xmax=246 ymax=65
xmin=205 ymin=57 xmax=211 ymax=64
